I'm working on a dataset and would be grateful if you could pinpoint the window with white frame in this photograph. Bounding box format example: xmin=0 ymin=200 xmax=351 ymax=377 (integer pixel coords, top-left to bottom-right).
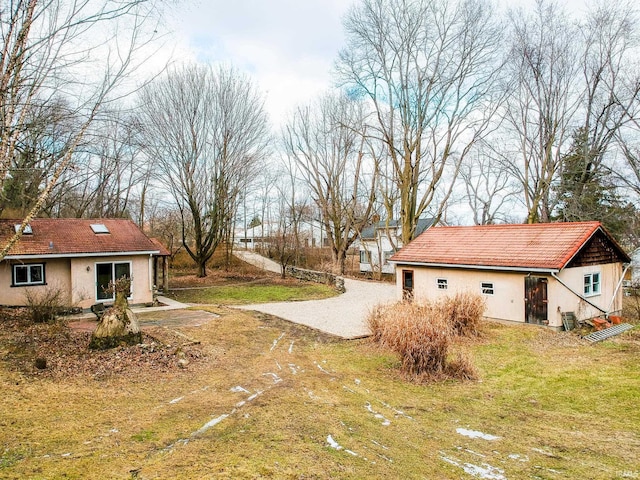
xmin=13 ymin=263 xmax=45 ymax=286
xmin=584 ymin=272 xmax=600 ymax=296
xmin=481 ymin=282 xmax=494 ymax=295
xmin=437 ymin=278 xmax=448 ymax=290
xmin=360 ymin=250 xmax=370 ymax=263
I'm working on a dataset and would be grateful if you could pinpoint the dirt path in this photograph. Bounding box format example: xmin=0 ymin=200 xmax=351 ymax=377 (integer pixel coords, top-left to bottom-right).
xmin=234 ymin=250 xmax=397 ymax=338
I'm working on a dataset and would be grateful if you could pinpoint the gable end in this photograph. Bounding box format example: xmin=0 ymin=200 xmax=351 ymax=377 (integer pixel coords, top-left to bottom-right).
xmin=566 ymin=229 xmax=628 ymax=268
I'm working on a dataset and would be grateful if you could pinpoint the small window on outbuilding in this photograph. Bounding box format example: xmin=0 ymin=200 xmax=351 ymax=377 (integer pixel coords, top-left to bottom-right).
xmin=360 ymin=250 xmax=370 ymax=263
xmin=584 ymin=272 xmax=600 ymax=296
xmin=90 ymin=224 xmax=110 ymax=234
xmin=437 ymin=278 xmax=448 ymax=290
xmin=481 ymin=282 xmax=494 ymax=295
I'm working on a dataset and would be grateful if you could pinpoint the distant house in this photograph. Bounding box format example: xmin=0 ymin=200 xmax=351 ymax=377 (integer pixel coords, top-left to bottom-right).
xmin=234 ymin=219 xmax=328 ymax=250
xmin=359 ymin=218 xmax=434 ymax=275
xmin=390 ymin=222 xmax=630 ymax=330
xmin=0 ymin=218 xmax=169 ymax=309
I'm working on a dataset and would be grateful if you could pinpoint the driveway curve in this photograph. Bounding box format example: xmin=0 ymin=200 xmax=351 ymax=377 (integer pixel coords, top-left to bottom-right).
xmin=234 ymin=250 xmax=397 ymax=339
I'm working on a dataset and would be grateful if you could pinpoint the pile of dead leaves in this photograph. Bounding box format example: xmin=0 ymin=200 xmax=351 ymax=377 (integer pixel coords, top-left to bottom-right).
xmin=0 ymin=308 xmax=205 ymax=379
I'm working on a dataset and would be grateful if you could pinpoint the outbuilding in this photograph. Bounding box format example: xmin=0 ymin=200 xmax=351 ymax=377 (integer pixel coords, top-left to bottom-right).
xmin=0 ymin=218 xmax=169 ymax=310
xmin=390 ymin=222 xmax=630 ymax=329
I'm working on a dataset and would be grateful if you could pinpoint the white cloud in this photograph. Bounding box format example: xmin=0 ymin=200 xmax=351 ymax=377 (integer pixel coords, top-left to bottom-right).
xmin=163 ymin=0 xmax=352 ymax=125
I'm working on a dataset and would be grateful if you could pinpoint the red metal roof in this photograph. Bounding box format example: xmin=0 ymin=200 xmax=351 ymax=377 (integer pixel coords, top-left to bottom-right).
xmin=390 ymin=221 xmax=626 ymax=271
xmin=0 ymin=218 xmax=163 ymax=257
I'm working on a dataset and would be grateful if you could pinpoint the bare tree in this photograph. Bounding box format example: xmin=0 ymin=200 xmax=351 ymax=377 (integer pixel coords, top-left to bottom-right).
xmin=459 ymin=143 xmax=520 ymax=225
xmin=336 ymin=0 xmax=503 ymax=243
xmin=500 ymin=0 xmax=581 ymax=223
xmin=0 ymin=0 xmax=163 ymax=260
xmin=283 ymin=92 xmax=377 ymax=274
xmin=556 ymin=2 xmax=640 ymax=222
xmin=138 ymin=64 xmax=269 ymax=277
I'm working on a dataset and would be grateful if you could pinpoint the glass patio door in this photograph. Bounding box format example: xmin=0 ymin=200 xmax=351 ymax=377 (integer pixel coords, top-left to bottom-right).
xmin=96 ymin=262 xmax=131 ymax=301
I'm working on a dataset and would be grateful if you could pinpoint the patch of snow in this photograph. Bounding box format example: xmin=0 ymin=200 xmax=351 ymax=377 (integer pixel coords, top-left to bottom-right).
xmin=371 ymin=440 xmax=389 ymax=450
xmin=194 ymin=414 xmax=229 ymax=436
xmin=345 ymin=449 xmax=358 ymax=456
xmin=169 ymin=396 xmax=184 ymax=404
xmin=61 ymin=453 xmax=72 ymax=457
xmin=288 ymin=364 xmax=299 ymax=375
xmin=441 ymin=454 xmax=507 ymax=480
xmin=508 ymin=454 xmax=529 ymax=462
xmin=230 ymin=386 xmax=250 ymax=394
xmin=315 ymin=362 xmax=331 ymax=375
xmin=262 ymin=372 xmax=282 ymax=383
xmin=458 ymin=447 xmax=486 ymax=458
xmin=532 ymin=447 xmax=555 ymax=457
xmin=289 ymin=341 xmax=294 ymax=354
xmin=246 ymin=391 xmax=263 ymax=402
xmin=270 ymin=333 xmax=285 ymax=351
xmin=355 ymin=378 xmax=361 ymax=385
xmin=456 ymin=428 xmax=500 ymax=441
xmin=327 ymin=435 xmax=342 ymax=450
xmin=275 ymin=361 xmax=282 ymax=370
xmin=380 ymin=400 xmax=413 ymax=420
xmin=365 ymin=402 xmax=391 ymax=426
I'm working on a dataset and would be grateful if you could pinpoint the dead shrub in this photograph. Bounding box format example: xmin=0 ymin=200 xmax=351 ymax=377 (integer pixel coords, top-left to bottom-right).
xmin=367 ymin=296 xmax=483 ymax=382
xmin=445 ymin=350 xmax=479 ymax=381
xmin=436 ymin=292 xmax=486 ymax=337
xmin=367 ymin=302 xmax=451 ymax=380
xmin=23 ymin=284 xmax=71 ymax=323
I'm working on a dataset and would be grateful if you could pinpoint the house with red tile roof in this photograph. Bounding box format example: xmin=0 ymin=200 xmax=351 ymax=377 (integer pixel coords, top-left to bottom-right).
xmin=0 ymin=219 xmax=169 ymax=309
xmin=390 ymin=222 xmax=631 ymax=329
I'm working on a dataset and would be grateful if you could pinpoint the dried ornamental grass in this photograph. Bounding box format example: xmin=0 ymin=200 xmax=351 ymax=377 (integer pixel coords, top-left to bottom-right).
xmin=436 ymin=292 xmax=486 ymax=337
xmin=367 ymin=294 xmax=485 ymax=381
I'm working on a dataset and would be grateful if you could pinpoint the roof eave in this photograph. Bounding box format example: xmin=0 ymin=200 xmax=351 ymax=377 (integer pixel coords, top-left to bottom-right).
xmin=4 ymin=250 xmax=161 ymax=260
xmin=389 ymin=260 xmax=560 ymax=274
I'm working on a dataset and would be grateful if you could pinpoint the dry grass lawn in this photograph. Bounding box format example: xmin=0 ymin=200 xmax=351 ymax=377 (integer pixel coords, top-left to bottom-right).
xmin=1 ymin=304 xmax=639 ymax=479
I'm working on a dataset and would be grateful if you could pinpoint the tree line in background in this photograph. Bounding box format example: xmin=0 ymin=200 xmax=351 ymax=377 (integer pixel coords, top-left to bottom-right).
xmin=2 ymin=0 xmax=640 ymax=276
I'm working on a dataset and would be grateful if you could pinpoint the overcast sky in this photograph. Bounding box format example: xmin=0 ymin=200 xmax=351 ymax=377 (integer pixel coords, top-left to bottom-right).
xmin=162 ymin=0 xmax=589 ymax=127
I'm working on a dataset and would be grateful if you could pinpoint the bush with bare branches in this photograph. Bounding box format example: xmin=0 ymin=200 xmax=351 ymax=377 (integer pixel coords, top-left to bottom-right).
xmin=23 ymin=284 xmax=72 ymax=323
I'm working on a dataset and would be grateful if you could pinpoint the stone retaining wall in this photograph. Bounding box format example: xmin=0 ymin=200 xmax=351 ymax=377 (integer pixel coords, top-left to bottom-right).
xmin=285 ymin=266 xmax=346 ymax=293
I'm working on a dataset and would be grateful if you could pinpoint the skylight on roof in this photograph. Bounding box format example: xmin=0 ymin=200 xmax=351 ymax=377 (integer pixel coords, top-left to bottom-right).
xmin=90 ymin=223 xmax=110 ymax=234
xmin=15 ymin=224 xmax=32 ymax=234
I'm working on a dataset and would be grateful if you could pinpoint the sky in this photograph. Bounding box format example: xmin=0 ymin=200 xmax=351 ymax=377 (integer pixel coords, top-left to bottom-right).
xmin=161 ymin=0 xmax=589 ymax=128
xmin=164 ymin=0 xmax=351 ymax=126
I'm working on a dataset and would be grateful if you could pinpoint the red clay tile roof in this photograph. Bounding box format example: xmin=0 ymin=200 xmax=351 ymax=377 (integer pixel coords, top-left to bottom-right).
xmin=390 ymin=221 xmax=627 ymax=271
xmin=149 ymin=237 xmax=171 ymax=256
xmin=0 ymin=218 xmax=163 ymax=257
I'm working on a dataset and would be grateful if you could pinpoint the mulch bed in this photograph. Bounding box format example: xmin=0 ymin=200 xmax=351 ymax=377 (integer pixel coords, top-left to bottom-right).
xmin=0 ymin=308 xmax=205 ymax=380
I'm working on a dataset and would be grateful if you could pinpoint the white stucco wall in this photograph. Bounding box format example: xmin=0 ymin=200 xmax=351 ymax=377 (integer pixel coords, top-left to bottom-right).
xmin=0 ymin=258 xmax=72 ymax=306
xmin=71 ymin=255 xmax=154 ymax=309
xmin=1 ymin=254 xmax=154 ymax=309
xmin=395 ymin=262 xmax=625 ymax=329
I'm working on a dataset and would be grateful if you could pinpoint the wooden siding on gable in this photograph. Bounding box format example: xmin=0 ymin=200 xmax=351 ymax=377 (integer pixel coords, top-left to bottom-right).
xmin=567 ymin=230 xmax=627 ymax=268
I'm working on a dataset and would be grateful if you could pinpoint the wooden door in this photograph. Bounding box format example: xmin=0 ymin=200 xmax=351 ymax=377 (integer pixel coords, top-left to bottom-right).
xmin=525 ymin=276 xmax=548 ymax=324
xmin=402 ymin=270 xmax=414 ymax=301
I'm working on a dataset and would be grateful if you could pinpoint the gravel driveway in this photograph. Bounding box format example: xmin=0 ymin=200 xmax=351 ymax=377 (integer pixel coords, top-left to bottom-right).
xmin=234 ymin=250 xmax=397 ymax=338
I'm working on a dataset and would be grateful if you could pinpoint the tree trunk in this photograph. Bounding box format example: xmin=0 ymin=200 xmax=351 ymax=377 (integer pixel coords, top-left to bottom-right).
xmin=89 ymin=290 xmax=142 ymax=350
